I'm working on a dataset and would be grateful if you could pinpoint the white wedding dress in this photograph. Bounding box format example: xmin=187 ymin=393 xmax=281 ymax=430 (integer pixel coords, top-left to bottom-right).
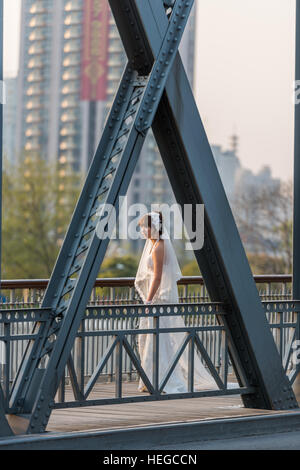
xmin=134 ymin=226 xmax=224 ymax=395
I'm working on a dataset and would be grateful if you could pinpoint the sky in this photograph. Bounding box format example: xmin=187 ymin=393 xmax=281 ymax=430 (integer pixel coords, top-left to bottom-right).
xmin=3 ymin=0 xmax=297 ymax=183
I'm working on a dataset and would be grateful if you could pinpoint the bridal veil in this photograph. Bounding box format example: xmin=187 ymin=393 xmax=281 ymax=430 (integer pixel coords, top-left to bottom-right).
xmin=134 ymin=211 xmax=182 ymax=304
xmin=134 ymin=211 xmax=222 ymax=393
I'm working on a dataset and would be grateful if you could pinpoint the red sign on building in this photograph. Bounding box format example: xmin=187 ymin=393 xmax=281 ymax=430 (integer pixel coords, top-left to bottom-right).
xmin=81 ymin=0 xmax=110 ymax=101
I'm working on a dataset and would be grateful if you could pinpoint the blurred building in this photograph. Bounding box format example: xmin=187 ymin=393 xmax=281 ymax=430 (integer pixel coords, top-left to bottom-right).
xmin=15 ymin=1 xmax=196 ymax=170
xmin=15 ymin=0 xmax=112 ymax=172
xmin=211 ymin=143 xmax=241 ymax=201
xmin=14 ymin=0 xmax=198 ymax=254
xmin=234 ymin=165 xmax=281 ymax=194
xmin=3 ymin=76 xmax=17 ymax=165
xmin=211 ymin=134 xmax=280 ymax=204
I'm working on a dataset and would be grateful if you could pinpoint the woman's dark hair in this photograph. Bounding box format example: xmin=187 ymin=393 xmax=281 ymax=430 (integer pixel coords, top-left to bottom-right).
xmin=155 ymin=211 xmax=163 ymax=238
xmin=140 ymin=211 xmax=163 ymax=238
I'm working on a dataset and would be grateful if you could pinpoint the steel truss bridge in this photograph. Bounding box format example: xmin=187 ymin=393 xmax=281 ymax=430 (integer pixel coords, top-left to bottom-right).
xmin=0 ymin=0 xmax=300 ymax=439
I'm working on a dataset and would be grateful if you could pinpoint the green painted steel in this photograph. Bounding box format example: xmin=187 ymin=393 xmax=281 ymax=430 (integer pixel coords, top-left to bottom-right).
xmin=1 ymin=0 xmax=298 ymax=438
xmin=108 ymin=0 xmax=298 ymax=411
xmin=8 ymin=0 xmax=196 ymax=435
xmin=0 ymin=0 xmax=13 ymax=438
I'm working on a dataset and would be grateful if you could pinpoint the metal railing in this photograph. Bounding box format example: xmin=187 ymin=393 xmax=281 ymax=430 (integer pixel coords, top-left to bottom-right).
xmin=0 ymin=298 xmax=299 ymax=412
xmin=0 ymin=276 xmax=295 ymax=380
xmin=0 ymin=274 xmax=293 ymax=309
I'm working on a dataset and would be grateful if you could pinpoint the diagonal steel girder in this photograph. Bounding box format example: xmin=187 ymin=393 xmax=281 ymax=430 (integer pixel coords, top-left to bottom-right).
xmin=6 ymin=0 xmax=197 ymax=435
xmin=108 ymin=0 xmax=298 ymax=410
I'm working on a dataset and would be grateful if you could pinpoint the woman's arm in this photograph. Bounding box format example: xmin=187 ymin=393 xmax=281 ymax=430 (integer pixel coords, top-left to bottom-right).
xmin=146 ymin=241 xmax=164 ymax=302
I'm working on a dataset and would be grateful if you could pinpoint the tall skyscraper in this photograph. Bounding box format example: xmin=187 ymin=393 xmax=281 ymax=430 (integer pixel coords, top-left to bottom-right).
xmin=3 ymin=76 xmax=17 ymax=165
xmin=16 ymin=0 xmax=120 ymax=172
xmin=15 ymin=1 xmax=198 ymax=255
xmin=16 ymin=1 xmax=197 ymax=165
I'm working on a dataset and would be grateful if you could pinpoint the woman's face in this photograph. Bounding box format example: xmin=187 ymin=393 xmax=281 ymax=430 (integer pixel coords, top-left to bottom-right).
xmin=139 ymin=223 xmax=151 ymax=239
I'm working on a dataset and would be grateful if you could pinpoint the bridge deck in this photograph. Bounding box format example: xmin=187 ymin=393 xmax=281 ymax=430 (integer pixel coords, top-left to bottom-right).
xmin=47 ymin=381 xmax=290 ymax=434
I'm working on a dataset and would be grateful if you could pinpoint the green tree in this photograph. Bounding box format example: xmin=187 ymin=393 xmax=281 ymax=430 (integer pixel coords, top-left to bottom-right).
xmin=246 ymin=252 xmax=286 ymax=275
xmin=181 ymin=259 xmax=201 ymax=276
xmin=2 ymin=154 xmax=82 ymax=278
xmin=232 ymin=179 xmax=293 ymax=274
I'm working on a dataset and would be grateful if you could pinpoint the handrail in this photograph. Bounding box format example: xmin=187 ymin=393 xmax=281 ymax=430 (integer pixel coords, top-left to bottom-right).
xmin=0 ymin=274 xmax=293 ymax=290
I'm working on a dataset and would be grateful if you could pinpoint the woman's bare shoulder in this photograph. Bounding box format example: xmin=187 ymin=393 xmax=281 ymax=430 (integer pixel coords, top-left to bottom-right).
xmin=153 ymin=239 xmax=164 ymax=256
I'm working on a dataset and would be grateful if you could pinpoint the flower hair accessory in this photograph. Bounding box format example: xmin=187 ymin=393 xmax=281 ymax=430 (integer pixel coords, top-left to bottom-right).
xmin=149 ymin=212 xmax=160 ymax=232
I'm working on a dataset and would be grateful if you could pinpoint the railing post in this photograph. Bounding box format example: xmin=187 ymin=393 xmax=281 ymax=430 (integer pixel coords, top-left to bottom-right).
xmin=153 ymin=314 xmax=159 ymax=393
xmin=74 ymin=320 xmax=84 ymax=392
xmin=115 ymin=335 xmax=122 ymax=398
xmin=220 ymin=328 xmax=228 ymax=388
xmin=187 ymin=333 xmax=194 ymax=393
xmin=3 ymin=321 xmax=9 ymax=408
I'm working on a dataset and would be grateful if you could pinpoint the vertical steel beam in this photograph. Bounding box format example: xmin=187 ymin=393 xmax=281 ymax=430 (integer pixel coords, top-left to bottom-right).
xmin=0 ymin=0 xmax=2 ymax=294
xmin=294 ymin=1 xmax=300 ymax=301
xmin=108 ymin=0 xmax=298 ymax=410
xmin=293 ymin=0 xmax=300 ymax=400
xmin=0 ymin=0 xmax=13 ymax=437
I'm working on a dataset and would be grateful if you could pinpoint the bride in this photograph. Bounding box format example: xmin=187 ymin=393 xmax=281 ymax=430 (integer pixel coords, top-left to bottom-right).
xmin=134 ymin=211 xmax=221 ymax=394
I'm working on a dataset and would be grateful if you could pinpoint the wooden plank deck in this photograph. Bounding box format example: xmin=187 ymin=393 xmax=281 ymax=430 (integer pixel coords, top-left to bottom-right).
xmin=47 ymin=381 xmax=292 ymax=434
